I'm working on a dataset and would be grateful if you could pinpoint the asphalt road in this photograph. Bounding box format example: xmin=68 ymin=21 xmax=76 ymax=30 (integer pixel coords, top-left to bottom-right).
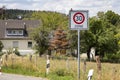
xmin=0 ymin=73 xmax=47 ymax=80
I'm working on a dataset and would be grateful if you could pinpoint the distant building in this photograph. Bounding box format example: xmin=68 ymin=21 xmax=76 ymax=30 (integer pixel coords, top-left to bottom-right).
xmin=0 ymin=20 xmax=40 ymax=55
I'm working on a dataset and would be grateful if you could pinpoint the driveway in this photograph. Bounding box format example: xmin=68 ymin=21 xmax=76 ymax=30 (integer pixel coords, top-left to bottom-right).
xmin=0 ymin=73 xmax=47 ymax=80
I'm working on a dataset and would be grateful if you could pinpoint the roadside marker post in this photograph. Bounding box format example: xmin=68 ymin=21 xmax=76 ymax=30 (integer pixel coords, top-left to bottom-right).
xmin=69 ymin=9 xmax=89 ymax=80
xmin=46 ymin=55 xmax=50 ymax=75
xmin=0 ymin=67 xmax=2 ymax=75
xmin=88 ymin=69 xmax=94 ymax=80
xmin=0 ymin=58 xmax=2 ymax=75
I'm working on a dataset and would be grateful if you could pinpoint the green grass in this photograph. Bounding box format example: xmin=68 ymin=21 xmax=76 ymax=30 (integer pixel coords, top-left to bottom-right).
xmin=2 ymin=65 xmax=45 ymax=77
xmin=1 ymin=55 xmax=120 ymax=80
xmin=2 ymin=66 xmax=74 ymax=80
xmin=48 ymin=74 xmax=74 ymax=80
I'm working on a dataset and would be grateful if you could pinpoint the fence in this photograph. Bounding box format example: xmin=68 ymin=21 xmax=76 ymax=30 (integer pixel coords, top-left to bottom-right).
xmin=1 ymin=54 xmax=120 ymax=80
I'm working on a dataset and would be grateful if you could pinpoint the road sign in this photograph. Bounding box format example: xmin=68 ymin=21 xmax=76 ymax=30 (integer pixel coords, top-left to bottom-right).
xmin=69 ymin=9 xmax=89 ymax=80
xmin=69 ymin=10 xmax=89 ymax=30
xmin=73 ymin=12 xmax=85 ymax=24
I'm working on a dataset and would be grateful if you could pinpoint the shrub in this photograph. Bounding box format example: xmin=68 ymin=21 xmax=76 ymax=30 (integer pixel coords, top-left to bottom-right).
xmin=13 ymin=48 xmax=20 ymax=56
xmin=7 ymin=48 xmax=13 ymax=54
xmin=0 ymin=52 xmax=4 ymax=56
xmin=102 ymin=53 xmax=120 ymax=63
xmin=0 ymin=41 xmax=3 ymax=52
xmin=55 ymin=69 xmax=73 ymax=76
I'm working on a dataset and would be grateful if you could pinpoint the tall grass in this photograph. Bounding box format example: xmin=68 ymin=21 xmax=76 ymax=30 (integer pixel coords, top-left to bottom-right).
xmin=1 ymin=54 xmax=120 ymax=80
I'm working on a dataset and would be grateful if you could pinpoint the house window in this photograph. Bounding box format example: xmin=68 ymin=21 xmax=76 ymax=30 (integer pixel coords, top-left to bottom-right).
xmin=7 ymin=30 xmax=23 ymax=36
xmin=28 ymin=42 xmax=32 ymax=48
xmin=8 ymin=30 xmax=12 ymax=34
xmin=18 ymin=30 xmax=23 ymax=34
xmin=13 ymin=30 xmax=16 ymax=34
xmin=13 ymin=41 xmax=18 ymax=48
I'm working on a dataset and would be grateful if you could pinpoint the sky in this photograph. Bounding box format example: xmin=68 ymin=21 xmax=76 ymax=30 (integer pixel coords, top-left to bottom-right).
xmin=0 ymin=0 xmax=120 ymax=17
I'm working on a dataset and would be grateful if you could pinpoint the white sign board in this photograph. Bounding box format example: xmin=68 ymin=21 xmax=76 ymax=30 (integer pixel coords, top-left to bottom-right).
xmin=69 ymin=10 xmax=89 ymax=30
xmin=88 ymin=69 xmax=94 ymax=77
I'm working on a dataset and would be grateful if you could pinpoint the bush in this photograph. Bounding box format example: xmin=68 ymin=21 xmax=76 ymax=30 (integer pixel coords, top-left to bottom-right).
xmin=0 ymin=41 xmax=3 ymax=52
xmin=7 ymin=48 xmax=13 ymax=54
xmin=106 ymin=53 xmax=120 ymax=60
xmin=102 ymin=53 xmax=120 ymax=63
xmin=0 ymin=52 xmax=4 ymax=56
xmin=55 ymin=69 xmax=73 ymax=76
xmin=13 ymin=48 xmax=20 ymax=56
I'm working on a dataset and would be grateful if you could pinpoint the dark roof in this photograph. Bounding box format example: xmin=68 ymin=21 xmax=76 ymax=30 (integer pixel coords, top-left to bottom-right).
xmin=0 ymin=20 xmax=40 ymax=39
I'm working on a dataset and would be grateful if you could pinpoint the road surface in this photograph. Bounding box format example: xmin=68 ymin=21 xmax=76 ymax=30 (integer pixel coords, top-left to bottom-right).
xmin=0 ymin=73 xmax=47 ymax=80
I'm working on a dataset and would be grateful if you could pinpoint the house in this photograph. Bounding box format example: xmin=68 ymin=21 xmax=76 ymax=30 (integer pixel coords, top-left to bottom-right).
xmin=0 ymin=20 xmax=40 ymax=55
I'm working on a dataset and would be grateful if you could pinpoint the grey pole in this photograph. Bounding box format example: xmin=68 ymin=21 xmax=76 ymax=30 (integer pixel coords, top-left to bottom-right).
xmin=78 ymin=30 xmax=80 ymax=80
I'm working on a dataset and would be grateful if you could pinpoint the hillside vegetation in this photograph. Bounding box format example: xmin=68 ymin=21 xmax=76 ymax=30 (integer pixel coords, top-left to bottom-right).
xmin=0 ymin=9 xmax=120 ymax=80
xmin=0 ymin=9 xmax=120 ymax=61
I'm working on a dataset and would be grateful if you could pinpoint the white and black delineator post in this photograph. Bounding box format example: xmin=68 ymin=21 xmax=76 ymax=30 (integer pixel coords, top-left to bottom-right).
xmin=46 ymin=55 xmax=50 ymax=75
xmin=87 ymin=69 xmax=94 ymax=80
xmin=0 ymin=58 xmax=2 ymax=75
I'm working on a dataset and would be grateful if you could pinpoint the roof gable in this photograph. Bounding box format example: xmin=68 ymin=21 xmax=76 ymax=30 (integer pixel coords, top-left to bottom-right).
xmin=0 ymin=20 xmax=40 ymax=39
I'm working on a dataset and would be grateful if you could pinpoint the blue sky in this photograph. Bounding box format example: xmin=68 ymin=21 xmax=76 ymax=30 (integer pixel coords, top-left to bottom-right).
xmin=0 ymin=0 xmax=120 ymax=17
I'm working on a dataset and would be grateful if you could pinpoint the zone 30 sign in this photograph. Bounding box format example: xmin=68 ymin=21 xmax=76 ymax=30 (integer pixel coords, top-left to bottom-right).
xmin=69 ymin=10 xmax=89 ymax=30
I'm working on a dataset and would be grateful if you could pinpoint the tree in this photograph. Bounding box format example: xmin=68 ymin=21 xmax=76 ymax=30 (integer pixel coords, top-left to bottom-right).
xmin=83 ymin=19 xmax=104 ymax=59
xmin=32 ymin=11 xmax=68 ymax=30
xmin=49 ymin=27 xmax=69 ymax=55
xmin=0 ymin=41 xmax=3 ymax=52
xmin=31 ymin=11 xmax=68 ymax=56
xmin=105 ymin=10 xmax=120 ymax=25
xmin=0 ymin=6 xmax=6 ymax=20
xmin=83 ymin=11 xmax=119 ymax=59
xmin=31 ymin=27 xmax=49 ymax=57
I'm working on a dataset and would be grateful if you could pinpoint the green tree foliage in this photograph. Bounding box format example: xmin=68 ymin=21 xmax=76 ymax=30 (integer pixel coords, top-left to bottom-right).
xmin=105 ymin=10 xmax=120 ymax=25
xmin=2 ymin=8 xmax=120 ymax=60
xmin=31 ymin=10 xmax=120 ymax=59
xmin=0 ymin=6 xmax=5 ymax=19
xmin=115 ymin=29 xmax=120 ymax=45
xmin=31 ymin=11 xmax=68 ymax=56
xmin=0 ymin=41 xmax=3 ymax=52
xmin=31 ymin=27 xmax=49 ymax=56
xmin=0 ymin=9 xmax=34 ymax=20
xmin=13 ymin=48 xmax=20 ymax=56
xmin=67 ymin=30 xmax=78 ymax=55
xmin=32 ymin=11 xmax=68 ymax=30
xmin=82 ymin=11 xmax=120 ymax=59
xmin=6 ymin=9 xmax=34 ymax=19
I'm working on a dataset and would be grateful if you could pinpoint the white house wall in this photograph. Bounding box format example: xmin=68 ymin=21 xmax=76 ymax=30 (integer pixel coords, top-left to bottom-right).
xmin=1 ymin=40 xmax=36 ymax=55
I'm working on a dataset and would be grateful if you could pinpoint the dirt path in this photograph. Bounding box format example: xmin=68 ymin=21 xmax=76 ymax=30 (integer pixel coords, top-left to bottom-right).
xmin=0 ymin=73 xmax=47 ymax=80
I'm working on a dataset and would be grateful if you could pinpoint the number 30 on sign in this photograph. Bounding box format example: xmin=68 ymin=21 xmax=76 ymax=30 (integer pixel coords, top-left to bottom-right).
xmin=69 ymin=10 xmax=89 ymax=30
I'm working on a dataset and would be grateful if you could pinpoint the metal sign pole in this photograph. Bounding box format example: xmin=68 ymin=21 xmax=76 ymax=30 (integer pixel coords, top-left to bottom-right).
xmin=78 ymin=30 xmax=80 ymax=80
xmin=69 ymin=10 xmax=88 ymax=80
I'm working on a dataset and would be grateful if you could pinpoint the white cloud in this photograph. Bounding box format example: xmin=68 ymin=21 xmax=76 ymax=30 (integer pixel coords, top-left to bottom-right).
xmin=0 ymin=0 xmax=120 ymax=17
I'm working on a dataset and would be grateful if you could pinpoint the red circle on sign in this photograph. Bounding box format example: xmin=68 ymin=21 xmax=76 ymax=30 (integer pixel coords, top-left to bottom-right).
xmin=73 ymin=12 xmax=85 ymax=24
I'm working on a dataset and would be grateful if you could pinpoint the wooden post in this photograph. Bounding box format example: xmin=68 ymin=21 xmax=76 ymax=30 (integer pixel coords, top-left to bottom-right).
xmin=29 ymin=55 xmax=32 ymax=62
xmin=5 ymin=54 xmax=8 ymax=61
xmin=35 ymin=54 xmax=37 ymax=67
xmin=113 ymin=67 xmax=117 ymax=80
xmin=83 ymin=59 xmax=86 ymax=73
xmin=11 ymin=54 xmax=14 ymax=68
xmin=95 ymin=56 xmax=101 ymax=80
xmin=83 ymin=59 xmax=86 ymax=80
xmin=21 ymin=56 xmax=23 ymax=63
xmin=4 ymin=54 xmax=8 ymax=66
xmin=66 ymin=57 xmax=70 ymax=70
